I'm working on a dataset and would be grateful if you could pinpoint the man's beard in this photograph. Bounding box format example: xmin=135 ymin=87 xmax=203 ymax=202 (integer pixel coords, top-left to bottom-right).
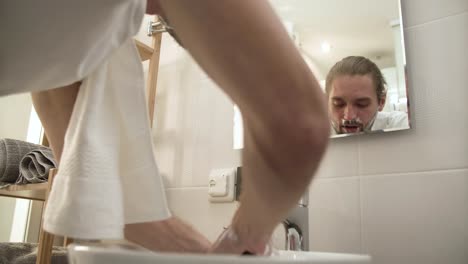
xmin=332 ymin=112 xmax=378 ymax=134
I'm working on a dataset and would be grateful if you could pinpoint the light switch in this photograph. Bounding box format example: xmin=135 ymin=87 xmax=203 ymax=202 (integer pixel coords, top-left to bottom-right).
xmin=208 ymin=168 xmax=236 ymax=203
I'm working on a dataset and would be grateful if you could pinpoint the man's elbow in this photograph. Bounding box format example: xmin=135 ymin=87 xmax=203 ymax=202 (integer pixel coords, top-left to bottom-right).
xmin=269 ymin=112 xmax=330 ymax=173
xmin=288 ymin=114 xmax=330 ymax=160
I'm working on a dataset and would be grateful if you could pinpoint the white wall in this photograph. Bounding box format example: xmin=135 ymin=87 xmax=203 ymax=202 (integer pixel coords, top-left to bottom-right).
xmin=148 ymin=1 xmax=468 ymax=263
xmin=148 ymin=32 xmax=240 ymax=240
xmin=0 ymin=94 xmax=33 ymax=242
xmin=309 ymin=2 xmax=468 ymax=263
xmin=0 ymin=94 xmax=32 ymax=140
xmin=0 ymin=198 xmax=17 ymax=241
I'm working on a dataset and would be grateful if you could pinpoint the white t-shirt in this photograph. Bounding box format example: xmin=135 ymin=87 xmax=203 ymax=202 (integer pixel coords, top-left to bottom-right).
xmin=1 ymin=0 xmax=171 ymax=239
xmin=371 ymin=111 xmax=409 ymax=131
xmin=1 ymin=0 xmax=142 ymax=96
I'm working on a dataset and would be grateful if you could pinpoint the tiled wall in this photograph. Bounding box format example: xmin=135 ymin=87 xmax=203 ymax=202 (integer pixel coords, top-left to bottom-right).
xmin=145 ymin=1 xmax=468 ymax=263
xmin=148 ymin=34 xmax=241 ymax=240
xmin=309 ymin=2 xmax=468 ymax=263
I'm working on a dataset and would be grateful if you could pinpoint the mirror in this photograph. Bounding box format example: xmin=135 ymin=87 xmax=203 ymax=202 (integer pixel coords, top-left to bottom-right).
xmin=234 ymin=0 xmax=410 ymax=148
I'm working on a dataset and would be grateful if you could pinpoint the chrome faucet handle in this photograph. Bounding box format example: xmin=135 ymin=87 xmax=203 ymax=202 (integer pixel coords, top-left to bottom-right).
xmin=297 ymin=188 xmax=309 ymax=207
xmin=147 ymin=16 xmax=175 ymax=36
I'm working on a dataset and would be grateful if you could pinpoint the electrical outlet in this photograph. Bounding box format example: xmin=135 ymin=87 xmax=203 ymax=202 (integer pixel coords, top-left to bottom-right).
xmin=208 ymin=168 xmax=237 ymax=203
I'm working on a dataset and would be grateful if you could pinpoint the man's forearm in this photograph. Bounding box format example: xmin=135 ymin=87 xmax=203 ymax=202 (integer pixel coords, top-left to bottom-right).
xmin=232 ymin=111 xmax=329 ymax=244
xmin=31 ymin=82 xmax=81 ymax=162
xmin=158 ymin=0 xmax=330 ymax=251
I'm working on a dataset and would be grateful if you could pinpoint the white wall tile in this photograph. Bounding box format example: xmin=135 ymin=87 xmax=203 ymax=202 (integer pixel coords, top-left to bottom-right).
xmin=359 ymin=12 xmax=468 ymax=175
xmin=308 ymin=178 xmax=362 ymax=254
xmin=316 ymin=137 xmax=359 ymax=179
xmin=0 ymin=94 xmax=32 ymax=140
xmin=361 ymin=170 xmax=468 ymax=264
xmin=401 ymin=0 xmax=468 ymax=28
xmin=165 ymin=188 xmax=238 ymax=242
xmin=153 ymin=51 xmax=240 ymax=188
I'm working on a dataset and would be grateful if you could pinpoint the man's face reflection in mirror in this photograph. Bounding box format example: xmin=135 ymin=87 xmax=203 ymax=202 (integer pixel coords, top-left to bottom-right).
xmin=326 ymin=56 xmax=387 ymax=134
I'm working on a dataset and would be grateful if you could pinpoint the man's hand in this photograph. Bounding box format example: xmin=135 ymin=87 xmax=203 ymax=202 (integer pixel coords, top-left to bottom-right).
xmin=210 ymin=226 xmax=271 ymax=255
xmin=124 ymin=217 xmax=211 ymax=253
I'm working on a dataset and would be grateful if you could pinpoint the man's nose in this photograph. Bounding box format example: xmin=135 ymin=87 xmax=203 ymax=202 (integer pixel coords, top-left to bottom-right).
xmin=344 ymin=105 xmax=357 ymax=120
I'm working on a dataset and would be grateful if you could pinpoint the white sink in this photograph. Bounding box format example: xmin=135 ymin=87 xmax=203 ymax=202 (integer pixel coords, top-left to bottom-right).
xmin=67 ymin=244 xmax=371 ymax=264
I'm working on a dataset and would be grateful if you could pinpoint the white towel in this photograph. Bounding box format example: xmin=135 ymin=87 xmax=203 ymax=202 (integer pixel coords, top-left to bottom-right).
xmin=43 ymin=37 xmax=171 ymax=239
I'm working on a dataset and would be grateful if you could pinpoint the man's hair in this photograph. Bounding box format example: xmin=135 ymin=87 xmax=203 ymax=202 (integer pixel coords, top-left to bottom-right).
xmin=325 ymin=56 xmax=387 ymax=100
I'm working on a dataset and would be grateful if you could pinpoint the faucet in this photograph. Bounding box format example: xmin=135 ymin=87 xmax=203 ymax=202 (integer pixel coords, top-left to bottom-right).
xmin=284 ymin=189 xmax=309 ymax=251
xmin=283 ymin=219 xmax=303 ymax=251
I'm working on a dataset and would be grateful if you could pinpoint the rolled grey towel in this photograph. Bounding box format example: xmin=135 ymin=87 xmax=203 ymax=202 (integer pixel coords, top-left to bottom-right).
xmin=17 ymin=147 xmax=57 ymax=184
xmin=0 ymin=138 xmax=56 ymax=185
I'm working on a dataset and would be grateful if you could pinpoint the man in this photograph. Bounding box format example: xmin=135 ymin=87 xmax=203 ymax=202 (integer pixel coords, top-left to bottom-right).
xmin=325 ymin=56 xmax=409 ymax=135
xmin=1 ymin=0 xmax=329 ymax=255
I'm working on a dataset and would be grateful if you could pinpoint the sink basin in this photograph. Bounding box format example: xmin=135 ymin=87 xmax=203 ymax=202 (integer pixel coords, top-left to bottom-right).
xmin=67 ymin=244 xmax=371 ymax=264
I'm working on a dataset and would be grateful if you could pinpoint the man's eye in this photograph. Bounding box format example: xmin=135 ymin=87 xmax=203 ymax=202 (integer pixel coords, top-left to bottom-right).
xmin=333 ymin=102 xmax=345 ymax=108
xmin=356 ymin=103 xmax=370 ymax=108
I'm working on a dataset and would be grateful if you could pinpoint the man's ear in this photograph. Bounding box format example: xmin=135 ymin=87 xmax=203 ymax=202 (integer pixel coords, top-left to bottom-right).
xmin=377 ymin=94 xmax=386 ymax=111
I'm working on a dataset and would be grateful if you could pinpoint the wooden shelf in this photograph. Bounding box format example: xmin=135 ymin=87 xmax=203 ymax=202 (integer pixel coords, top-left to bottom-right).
xmin=135 ymin=39 xmax=154 ymax=62
xmin=0 ymin=182 xmax=47 ymax=201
